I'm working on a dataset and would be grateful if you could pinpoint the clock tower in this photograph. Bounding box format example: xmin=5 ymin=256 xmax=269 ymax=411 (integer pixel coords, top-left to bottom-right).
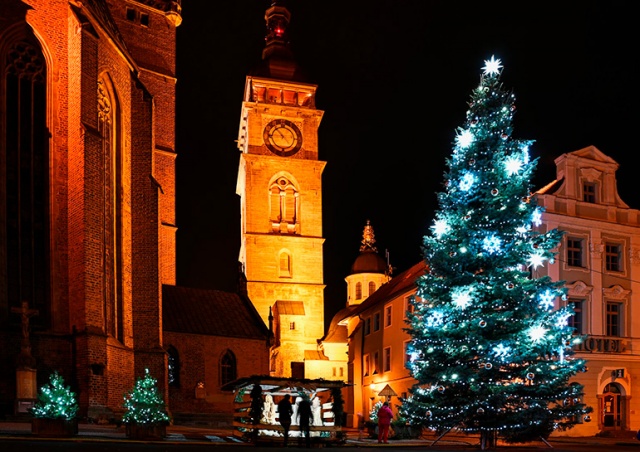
xmin=236 ymin=1 xmax=326 ymax=378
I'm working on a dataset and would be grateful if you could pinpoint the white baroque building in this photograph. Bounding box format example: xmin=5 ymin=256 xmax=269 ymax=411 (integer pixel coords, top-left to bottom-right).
xmin=535 ymin=145 xmax=640 ymax=436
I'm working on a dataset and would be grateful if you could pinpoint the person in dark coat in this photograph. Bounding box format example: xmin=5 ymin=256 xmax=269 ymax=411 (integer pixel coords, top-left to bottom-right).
xmin=277 ymin=394 xmax=293 ymax=446
xmin=297 ymin=398 xmax=313 ymax=447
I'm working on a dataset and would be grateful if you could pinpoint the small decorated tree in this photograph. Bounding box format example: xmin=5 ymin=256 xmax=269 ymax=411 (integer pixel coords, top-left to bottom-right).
xmin=122 ymin=368 xmax=170 ymax=439
xmin=30 ymin=371 xmax=79 ymax=420
xmin=30 ymin=371 xmax=79 ymax=437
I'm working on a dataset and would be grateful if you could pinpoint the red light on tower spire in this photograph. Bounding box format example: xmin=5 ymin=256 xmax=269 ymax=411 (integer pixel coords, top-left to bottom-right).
xmin=263 ymin=1 xmax=291 ymax=60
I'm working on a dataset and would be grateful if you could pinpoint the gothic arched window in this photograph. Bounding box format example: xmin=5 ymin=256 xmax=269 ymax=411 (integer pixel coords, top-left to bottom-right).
xmin=98 ymin=77 xmax=123 ymax=342
xmin=220 ymin=349 xmax=237 ymax=386
xmin=2 ymin=38 xmax=49 ymax=329
xmin=167 ymin=345 xmax=180 ymax=387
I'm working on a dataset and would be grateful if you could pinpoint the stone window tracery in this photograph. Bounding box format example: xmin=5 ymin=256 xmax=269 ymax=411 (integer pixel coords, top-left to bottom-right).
xmin=98 ymin=78 xmax=124 ymax=342
xmin=270 ymin=176 xmax=298 ymax=233
xmin=2 ymin=39 xmax=49 ymax=328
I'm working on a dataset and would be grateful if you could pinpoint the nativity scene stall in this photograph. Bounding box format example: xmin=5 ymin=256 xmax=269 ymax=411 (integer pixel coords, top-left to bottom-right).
xmin=221 ymin=375 xmax=347 ymax=445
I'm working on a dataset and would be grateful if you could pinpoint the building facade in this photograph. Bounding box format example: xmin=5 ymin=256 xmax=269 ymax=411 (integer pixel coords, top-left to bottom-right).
xmin=0 ymin=0 xmax=181 ymax=419
xmin=535 ymin=145 xmax=640 ymax=436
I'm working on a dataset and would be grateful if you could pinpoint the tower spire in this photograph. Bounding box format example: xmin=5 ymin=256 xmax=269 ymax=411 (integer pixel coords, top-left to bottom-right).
xmin=263 ymin=1 xmax=292 ymax=61
xmin=251 ymin=0 xmax=307 ymax=81
xmin=360 ymin=219 xmax=378 ymax=252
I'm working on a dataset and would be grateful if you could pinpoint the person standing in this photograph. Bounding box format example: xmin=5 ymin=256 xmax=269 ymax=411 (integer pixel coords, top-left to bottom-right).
xmin=277 ymin=394 xmax=294 ymax=446
xmin=297 ymin=397 xmax=313 ymax=447
xmin=377 ymin=401 xmax=394 ymax=444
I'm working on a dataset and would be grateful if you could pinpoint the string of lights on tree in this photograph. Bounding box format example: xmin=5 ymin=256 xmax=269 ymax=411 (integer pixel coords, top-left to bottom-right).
xmin=122 ymin=368 xmax=171 ymax=426
xmin=29 ymin=371 xmax=79 ymax=420
xmin=400 ymin=56 xmax=592 ymax=447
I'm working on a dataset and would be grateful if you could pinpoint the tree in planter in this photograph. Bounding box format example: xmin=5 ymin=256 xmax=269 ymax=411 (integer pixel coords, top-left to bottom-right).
xmin=30 ymin=371 xmax=79 ymax=420
xmin=122 ymin=368 xmax=171 ymax=428
xmin=29 ymin=371 xmax=79 ymax=437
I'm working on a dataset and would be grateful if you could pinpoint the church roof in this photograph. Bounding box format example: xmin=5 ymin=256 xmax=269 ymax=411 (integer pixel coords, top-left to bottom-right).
xmin=162 ymin=285 xmax=270 ymax=339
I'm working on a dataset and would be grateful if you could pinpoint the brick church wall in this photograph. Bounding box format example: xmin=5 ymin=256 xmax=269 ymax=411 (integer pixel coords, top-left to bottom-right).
xmin=164 ymin=332 xmax=270 ymax=415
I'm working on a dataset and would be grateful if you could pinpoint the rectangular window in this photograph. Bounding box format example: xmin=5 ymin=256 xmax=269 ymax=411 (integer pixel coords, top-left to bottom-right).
xmin=364 ymin=317 xmax=371 ymax=336
xmin=567 ymin=238 xmax=584 ymax=268
xmin=605 ymin=243 xmax=622 ymax=272
xmin=583 ymin=182 xmax=596 ymax=203
xmin=384 ymin=304 xmax=392 ymax=328
xmin=364 ymin=354 xmax=370 ymax=376
xmin=332 ymin=367 xmax=336 ymax=377
xmin=373 ymin=351 xmax=379 ymax=374
xmin=606 ymin=302 xmax=621 ymax=337
xmin=568 ymin=299 xmax=583 ymax=334
xmin=339 ymin=367 xmax=344 ymax=377
xmin=289 ymin=322 xmax=295 ymax=330
xmin=383 ymin=347 xmax=391 ymax=372
xmin=373 ymin=312 xmax=381 ymax=332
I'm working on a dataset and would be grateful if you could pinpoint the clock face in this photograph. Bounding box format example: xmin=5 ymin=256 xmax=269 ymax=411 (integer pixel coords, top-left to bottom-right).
xmin=263 ymin=119 xmax=303 ymax=156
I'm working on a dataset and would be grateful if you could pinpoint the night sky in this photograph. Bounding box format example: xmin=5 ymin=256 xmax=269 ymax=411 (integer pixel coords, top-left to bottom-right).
xmin=175 ymin=1 xmax=638 ymax=329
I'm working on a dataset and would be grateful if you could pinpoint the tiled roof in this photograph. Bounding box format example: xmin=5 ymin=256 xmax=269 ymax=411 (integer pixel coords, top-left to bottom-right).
xmin=274 ymin=300 xmax=305 ymax=315
xmin=162 ymin=285 xmax=270 ymax=340
xmin=321 ymin=305 xmax=355 ymax=343
xmin=304 ymin=350 xmax=329 ymax=360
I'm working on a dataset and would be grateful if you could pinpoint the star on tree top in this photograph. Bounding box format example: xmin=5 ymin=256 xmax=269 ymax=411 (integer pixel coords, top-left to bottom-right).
xmin=482 ymin=55 xmax=503 ymax=76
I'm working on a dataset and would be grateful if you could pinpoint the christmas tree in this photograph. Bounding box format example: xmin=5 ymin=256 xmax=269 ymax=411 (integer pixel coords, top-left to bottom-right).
xmin=29 ymin=371 xmax=79 ymax=420
xmin=122 ymin=368 xmax=171 ymax=426
xmin=401 ymin=56 xmax=592 ymax=447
